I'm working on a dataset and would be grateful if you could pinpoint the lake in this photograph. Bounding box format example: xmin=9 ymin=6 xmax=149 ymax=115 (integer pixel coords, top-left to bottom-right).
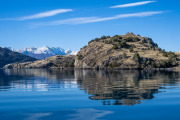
xmin=0 ymin=69 xmax=180 ymax=120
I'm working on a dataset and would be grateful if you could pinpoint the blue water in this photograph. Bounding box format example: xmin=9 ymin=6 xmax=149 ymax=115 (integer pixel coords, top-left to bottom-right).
xmin=0 ymin=69 xmax=180 ymax=120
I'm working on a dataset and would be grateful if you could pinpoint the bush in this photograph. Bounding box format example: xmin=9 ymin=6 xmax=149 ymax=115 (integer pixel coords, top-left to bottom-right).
xmin=168 ymin=58 xmax=177 ymax=66
xmin=88 ymin=40 xmax=94 ymax=44
xmin=113 ymin=35 xmax=119 ymax=38
xmin=112 ymin=37 xmax=118 ymax=42
xmin=81 ymin=45 xmax=87 ymax=50
xmin=163 ymin=52 xmax=168 ymax=57
xmin=108 ymin=61 xmax=119 ymax=68
xmin=167 ymin=51 xmax=177 ymax=59
xmin=69 ymin=61 xmax=75 ymax=67
xmin=118 ymin=36 xmax=123 ymax=39
xmin=168 ymin=54 xmax=176 ymax=59
xmin=167 ymin=52 xmax=177 ymax=66
xmin=77 ymin=54 xmax=83 ymax=60
xmin=133 ymin=37 xmax=140 ymax=42
xmin=101 ymin=35 xmax=107 ymax=39
xmin=107 ymin=36 xmax=111 ymax=38
xmin=162 ymin=51 xmax=177 ymax=59
xmin=125 ymin=36 xmax=140 ymax=42
xmin=153 ymin=58 xmax=177 ymax=68
xmin=154 ymin=43 xmax=158 ymax=47
xmin=112 ymin=45 xmax=118 ymax=50
xmin=123 ymin=53 xmax=127 ymax=58
xmin=88 ymin=38 xmax=101 ymax=44
xmin=112 ymin=35 xmax=122 ymax=40
xmin=125 ymin=37 xmax=133 ymax=42
xmin=152 ymin=47 xmax=155 ymax=51
xmin=129 ymin=47 xmax=134 ymax=53
xmin=146 ymin=60 xmax=151 ymax=65
xmin=133 ymin=53 xmax=140 ymax=63
xmin=120 ymin=41 xmax=127 ymax=48
xmin=131 ymin=44 xmax=136 ymax=48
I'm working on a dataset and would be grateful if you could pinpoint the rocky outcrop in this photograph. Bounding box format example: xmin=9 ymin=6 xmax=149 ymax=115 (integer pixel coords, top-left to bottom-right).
xmin=4 ymin=55 xmax=75 ymax=69
xmin=75 ymin=33 xmax=179 ymax=69
xmin=0 ymin=47 xmax=37 ymax=68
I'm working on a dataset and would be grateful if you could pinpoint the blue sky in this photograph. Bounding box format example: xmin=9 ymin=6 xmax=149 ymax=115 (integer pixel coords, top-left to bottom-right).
xmin=0 ymin=0 xmax=179 ymax=51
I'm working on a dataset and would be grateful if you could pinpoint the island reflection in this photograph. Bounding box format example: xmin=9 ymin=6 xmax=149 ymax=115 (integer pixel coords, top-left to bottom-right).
xmin=75 ymin=70 xmax=180 ymax=105
xmin=2 ymin=69 xmax=180 ymax=105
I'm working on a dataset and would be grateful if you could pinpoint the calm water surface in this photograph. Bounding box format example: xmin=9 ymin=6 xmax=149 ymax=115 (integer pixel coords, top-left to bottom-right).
xmin=0 ymin=69 xmax=180 ymax=120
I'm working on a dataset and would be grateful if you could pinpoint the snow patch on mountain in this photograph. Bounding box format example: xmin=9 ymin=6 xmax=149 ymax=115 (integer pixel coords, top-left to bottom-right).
xmin=6 ymin=46 xmax=78 ymax=59
xmin=65 ymin=49 xmax=78 ymax=55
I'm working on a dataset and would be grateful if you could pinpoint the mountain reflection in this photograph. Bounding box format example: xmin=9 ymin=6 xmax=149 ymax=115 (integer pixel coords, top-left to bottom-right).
xmin=1 ymin=69 xmax=76 ymax=91
xmin=75 ymin=70 xmax=180 ymax=105
xmin=1 ymin=69 xmax=180 ymax=105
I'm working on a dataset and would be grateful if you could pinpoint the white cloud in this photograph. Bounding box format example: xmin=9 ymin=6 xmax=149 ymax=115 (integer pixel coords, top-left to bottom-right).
xmin=31 ymin=11 xmax=163 ymax=28
xmin=0 ymin=9 xmax=73 ymax=21
xmin=110 ymin=1 xmax=156 ymax=8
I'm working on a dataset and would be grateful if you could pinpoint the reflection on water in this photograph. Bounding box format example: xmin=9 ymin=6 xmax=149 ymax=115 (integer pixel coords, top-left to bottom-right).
xmin=76 ymin=70 xmax=180 ymax=105
xmin=1 ymin=69 xmax=180 ymax=120
xmin=1 ymin=69 xmax=180 ymax=106
xmin=1 ymin=69 xmax=77 ymax=92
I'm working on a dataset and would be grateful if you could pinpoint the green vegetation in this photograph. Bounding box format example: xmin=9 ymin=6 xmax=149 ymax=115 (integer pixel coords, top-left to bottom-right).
xmin=131 ymin=44 xmax=136 ymax=48
xmin=101 ymin=35 xmax=107 ymax=39
xmin=167 ymin=52 xmax=177 ymax=59
xmin=146 ymin=60 xmax=151 ymax=65
xmin=81 ymin=32 xmax=178 ymax=68
xmin=162 ymin=50 xmax=177 ymax=62
xmin=88 ymin=35 xmax=111 ymax=44
xmin=133 ymin=53 xmax=140 ymax=63
xmin=129 ymin=47 xmax=134 ymax=53
xmin=152 ymin=47 xmax=156 ymax=51
xmin=112 ymin=45 xmax=118 ymax=50
xmin=123 ymin=52 xmax=127 ymax=58
xmin=111 ymin=37 xmax=119 ymax=42
xmin=88 ymin=38 xmax=100 ymax=44
xmin=119 ymin=41 xmax=127 ymax=47
xmin=77 ymin=54 xmax=83 ymax=60
xmin=125 ymin=36 xmax=140 ymax=42
xmin=156 ymin=60 xmax=176 ymax=68
xmin=167 ymin=52 xmax=177 ymax=66
xmin=69 ymin=61 xmax=75 ymax=67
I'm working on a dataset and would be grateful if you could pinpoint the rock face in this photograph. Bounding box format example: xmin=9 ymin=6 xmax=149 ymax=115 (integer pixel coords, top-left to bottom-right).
xmin=75 ymin=33 xmax=179 ymax=69
xmin=4 ymin=55 xmax=75 ymax=69
xmin=0 ymin=47 xmax=37 ymax=68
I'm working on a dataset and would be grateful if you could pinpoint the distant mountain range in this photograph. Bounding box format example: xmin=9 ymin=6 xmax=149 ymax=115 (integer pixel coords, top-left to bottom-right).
xmin=6 ymin=46 xmax=78 ymax=59
xmin=0 ymin=47 xmax=36 ymax=68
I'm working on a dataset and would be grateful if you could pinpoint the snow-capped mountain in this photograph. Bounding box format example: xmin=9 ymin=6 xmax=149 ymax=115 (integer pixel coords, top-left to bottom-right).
xmin=8 ymin=46 xmax=78 ymax=59
xmin=65 ymin=49 xmax=78 ymax=55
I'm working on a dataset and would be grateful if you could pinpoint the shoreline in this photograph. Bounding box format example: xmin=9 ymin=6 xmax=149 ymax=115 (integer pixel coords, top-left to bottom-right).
xmin=2 ymin=67 xmax=180 ymax=71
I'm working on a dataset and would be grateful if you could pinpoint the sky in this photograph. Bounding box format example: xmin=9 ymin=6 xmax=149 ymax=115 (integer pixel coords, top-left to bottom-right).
xmin=0 ymin=0 xmax=180 ymax=51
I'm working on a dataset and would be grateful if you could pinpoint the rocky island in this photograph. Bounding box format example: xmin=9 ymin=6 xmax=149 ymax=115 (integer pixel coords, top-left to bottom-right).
xmin=3 ymin=32 xmax=180 ymax=69
xmin=75 ymin=32 xmax=179 ymax=69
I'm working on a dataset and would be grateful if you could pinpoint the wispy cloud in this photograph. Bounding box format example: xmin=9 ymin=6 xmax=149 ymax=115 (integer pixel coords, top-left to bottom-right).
xmin=0 ymin=9 xmax=73 ymax=21
xmin=30 ymin=11 xmax=163 ymax=28
xmin=110 ymin=1 xmax=156 ymax=8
